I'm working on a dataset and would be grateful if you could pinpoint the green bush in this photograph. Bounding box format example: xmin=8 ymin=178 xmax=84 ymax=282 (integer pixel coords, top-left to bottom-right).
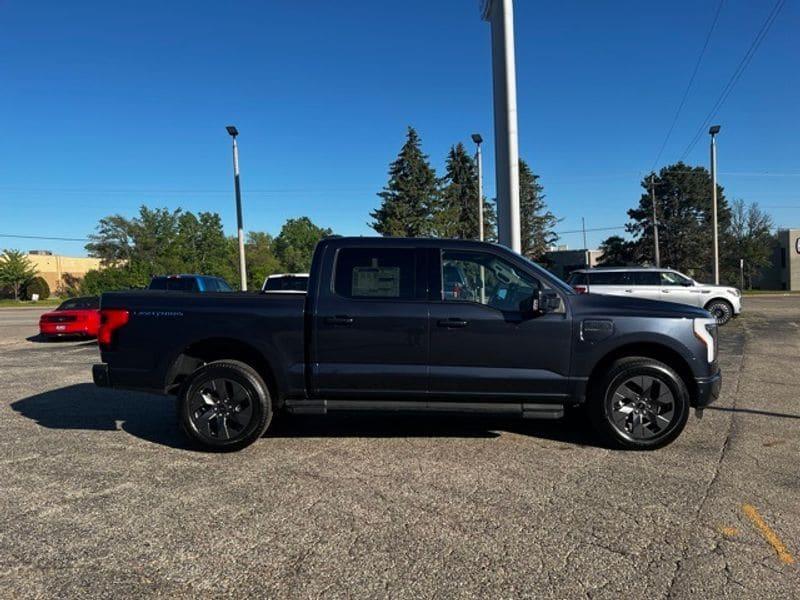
xmin=24 ymin=276 xmax=50 ymax=300
xmin=79 ymin=264 xmax=150 ymax=296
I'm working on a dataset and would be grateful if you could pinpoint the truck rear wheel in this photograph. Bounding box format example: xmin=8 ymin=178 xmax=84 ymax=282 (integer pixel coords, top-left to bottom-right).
xmin=178 ymin=360 xmax=272 ymax=452
xmin=589 ymin=357 xmax=690 ymax=450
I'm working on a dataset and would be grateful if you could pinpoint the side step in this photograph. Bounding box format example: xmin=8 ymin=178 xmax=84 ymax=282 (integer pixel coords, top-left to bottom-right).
xmin=284 ymin=399 xmax=564 ymax=420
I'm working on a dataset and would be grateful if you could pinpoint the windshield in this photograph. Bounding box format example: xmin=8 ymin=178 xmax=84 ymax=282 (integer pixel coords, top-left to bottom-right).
xmin=150 ymin=277 xmax=197 ymax=291
xmin=57 ymin=297 xmax=99 ymax=311
xmin=516 ymin=254 xmax=575 ymax=295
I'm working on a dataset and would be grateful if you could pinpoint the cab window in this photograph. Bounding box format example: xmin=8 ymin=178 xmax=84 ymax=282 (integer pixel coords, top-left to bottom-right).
xmin=633 ymin=272 xmax=661 ymax=286
xmin=661 ymin=272 xmax=691 ymax=286
xmin=441 ymin=250 xmax=540 ymax=313
xmin=334 ymin=248 xmax=416 ymax=299
xmin=588 ymin=271 xmax=632 ymax=285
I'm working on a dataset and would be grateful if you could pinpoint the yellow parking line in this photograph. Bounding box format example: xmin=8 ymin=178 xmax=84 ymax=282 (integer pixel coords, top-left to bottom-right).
xmin=742 ymin=503 xmax=795 ymax=565
xmin=719 ymin=526 xmax=739 ymax=538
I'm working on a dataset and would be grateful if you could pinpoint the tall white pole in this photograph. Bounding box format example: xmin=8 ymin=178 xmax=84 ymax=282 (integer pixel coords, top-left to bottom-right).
xmin=476 ymin=141 xmax=484 ymax=241
xmin=231 ymin=136 xmax=247 ymax=291
xmin=482 ymin=0 xmax=521 ymax=254
xmin=710 ymin=130 xmax=719 ymax=285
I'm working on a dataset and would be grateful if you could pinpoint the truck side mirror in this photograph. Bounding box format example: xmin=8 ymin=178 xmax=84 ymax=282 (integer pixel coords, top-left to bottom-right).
xmin=530 ymin=289 xmax=561 ymax=315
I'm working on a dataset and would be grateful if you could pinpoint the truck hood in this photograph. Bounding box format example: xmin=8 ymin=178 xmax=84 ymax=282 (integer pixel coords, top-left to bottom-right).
xmin=571 ymin=293 xmax=710 ymax=319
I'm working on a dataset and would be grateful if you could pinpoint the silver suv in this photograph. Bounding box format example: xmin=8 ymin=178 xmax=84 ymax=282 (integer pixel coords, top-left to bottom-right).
xmin=567 ymin=267 xmax=741 ymax=325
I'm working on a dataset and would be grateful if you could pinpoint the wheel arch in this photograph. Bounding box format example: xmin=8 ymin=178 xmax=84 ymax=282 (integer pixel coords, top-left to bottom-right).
xmin=586 ymin=342 xmax=697 ymax=405
xmin=165 ymin=337 xmax=280 ymax=405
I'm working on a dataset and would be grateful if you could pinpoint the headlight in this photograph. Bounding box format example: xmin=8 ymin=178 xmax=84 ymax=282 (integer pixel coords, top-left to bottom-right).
xmin=728 ymin=288 xmax=741 ymax=297
xmin=693 ymin=318 xmax=718 ymax=363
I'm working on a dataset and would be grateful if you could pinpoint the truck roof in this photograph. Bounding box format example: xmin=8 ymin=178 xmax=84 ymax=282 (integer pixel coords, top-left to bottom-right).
xmin=320 ymin=236 xmax=509 ymax=251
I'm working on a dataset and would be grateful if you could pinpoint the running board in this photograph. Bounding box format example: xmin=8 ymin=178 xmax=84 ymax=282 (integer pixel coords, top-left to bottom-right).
xmin=284 ymin=399 xmax=564 ymax=419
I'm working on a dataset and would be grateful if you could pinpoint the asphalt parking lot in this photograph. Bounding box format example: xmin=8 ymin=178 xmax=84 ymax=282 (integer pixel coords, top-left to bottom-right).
xmin=1 ymin=297 xmax=798 ymax=598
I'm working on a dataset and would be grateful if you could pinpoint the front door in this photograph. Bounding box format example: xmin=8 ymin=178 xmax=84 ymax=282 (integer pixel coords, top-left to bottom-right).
xmin=659 ymin=271 xmax=702 ymax=306
xmin=311 ymin=245 xmax=429 ymax=399
xmin=428 ymin=249 xmax=572 ymax=401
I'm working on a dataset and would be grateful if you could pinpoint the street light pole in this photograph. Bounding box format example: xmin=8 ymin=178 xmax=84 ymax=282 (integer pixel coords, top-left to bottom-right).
xmin=226 ymin=125 xmax=247 ymax=291
xmin=472 ymin=133 xmax=484 ymax=242
xmin=482 ymin=0 xmax=521 ymax=253
xmin=650 ymin=174 xmax=660 ymax=268
xmin=709 ymin=125 xmax=721 ymax=285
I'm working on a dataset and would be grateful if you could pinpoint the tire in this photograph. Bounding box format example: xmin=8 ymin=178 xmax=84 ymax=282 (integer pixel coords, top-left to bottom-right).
xmin=589 ymin=357 xmax=690 ymax=450
xmin=705 ymin=299 xmax=733 ymax=326
xmin=177 ymin=360 xmax=272 ymax=452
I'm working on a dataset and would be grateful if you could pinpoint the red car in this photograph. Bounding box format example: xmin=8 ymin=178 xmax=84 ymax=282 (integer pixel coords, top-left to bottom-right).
xmin=39 ymin=296 xmax=101 ymax=339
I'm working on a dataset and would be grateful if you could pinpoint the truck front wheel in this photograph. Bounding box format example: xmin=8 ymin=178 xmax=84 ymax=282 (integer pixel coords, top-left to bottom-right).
xmin=589 ymin=357 xmax=690 ymax=450
xmin=178 ymin=360 xmax=272 ymax=451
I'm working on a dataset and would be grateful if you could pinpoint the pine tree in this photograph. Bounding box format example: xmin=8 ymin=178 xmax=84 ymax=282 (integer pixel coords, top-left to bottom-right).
xmin=436 ymin=143 xmax=481 ymax=239
xmin=370 ymin=127 xmax=438 ymax=237
xmin=629 ymin=162 xmax=730 ymax=277
xmin=519 ymin=159 xmax=558 ymax=260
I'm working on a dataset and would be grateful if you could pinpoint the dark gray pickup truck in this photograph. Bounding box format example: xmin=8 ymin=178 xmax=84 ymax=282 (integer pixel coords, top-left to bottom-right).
xmin=93 ymin=237 xmax=721 ymax=451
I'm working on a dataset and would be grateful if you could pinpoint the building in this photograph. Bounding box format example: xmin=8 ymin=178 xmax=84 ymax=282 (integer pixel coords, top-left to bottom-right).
xmin=545 ymin=248 xmax=604 ymax=280
xmin=754 ymin=228 xmax=800 ymax=291
xmin=25 ymin=252 xmax=102 ymax=294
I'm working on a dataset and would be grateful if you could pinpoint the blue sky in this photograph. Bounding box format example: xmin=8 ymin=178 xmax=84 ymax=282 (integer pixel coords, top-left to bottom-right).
xmin=1 ymin=0 xmax=798 ymax=256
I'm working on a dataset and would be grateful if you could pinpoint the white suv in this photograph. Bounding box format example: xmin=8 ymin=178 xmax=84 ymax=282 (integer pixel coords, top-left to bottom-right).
xmin=567 ymin=267 xmax=742 ymax=325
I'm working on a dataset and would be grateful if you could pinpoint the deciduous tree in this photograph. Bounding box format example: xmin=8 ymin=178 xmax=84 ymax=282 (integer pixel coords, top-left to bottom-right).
xmin=724 ymin=199 xmax=774 ymax=288
xmin=0 ymin=249 xmax=37 ymax=300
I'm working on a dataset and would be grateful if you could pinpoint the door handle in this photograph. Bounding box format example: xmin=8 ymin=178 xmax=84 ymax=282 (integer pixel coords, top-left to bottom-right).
xmin=437 ymin=318 xmax=469 ymax=328
xmin=325 ymin=315 xmax=354 ymax=326
xmin=661 ymin=289 xmax=670 ymax=293
xmin=624 ymin=289 xmax=633 ymax=293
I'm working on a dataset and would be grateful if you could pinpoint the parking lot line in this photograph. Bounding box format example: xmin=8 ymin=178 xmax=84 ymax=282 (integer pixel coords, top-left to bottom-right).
xmin=742 ymin=503 xmax=795 ymax=565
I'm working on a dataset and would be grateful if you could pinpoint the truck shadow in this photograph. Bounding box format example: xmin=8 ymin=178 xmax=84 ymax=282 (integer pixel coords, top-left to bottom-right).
xmin=11 ymin=383 xmax=604 ymax=450
xmin=268 ymin=412 xmax=602 ymax=448
xmin=10 ymin=384 xmax=188 ymax=450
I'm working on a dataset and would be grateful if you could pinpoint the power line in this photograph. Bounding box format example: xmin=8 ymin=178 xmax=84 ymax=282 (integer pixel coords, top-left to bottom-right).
xmin=680 ymin=0 xmax=787 ymax=161
xmin=650 ymin=0 xmax=725 ymax=171
xmin=554 ymin=225 xmax=626 ymax=236
xmin=0 ymin=233 xmax=89 ymax=242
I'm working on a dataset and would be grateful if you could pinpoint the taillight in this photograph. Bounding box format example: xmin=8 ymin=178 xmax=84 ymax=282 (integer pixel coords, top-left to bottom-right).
xmin=98 ymin=309 xmax=130 ymax=347
xmin=574 ymin=285 xmax=588 ymax=294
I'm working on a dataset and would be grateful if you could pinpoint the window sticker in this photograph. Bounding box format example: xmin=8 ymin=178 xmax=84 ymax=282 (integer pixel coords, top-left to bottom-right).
xmin=352 ymin=265 xmax=400 ymax=297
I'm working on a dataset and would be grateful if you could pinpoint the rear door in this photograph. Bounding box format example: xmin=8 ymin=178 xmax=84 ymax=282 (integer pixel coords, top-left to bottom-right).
xmin=311 ymin=246 xmax=429 ymax=398
xmin=587 ymin=270 xmax=634 ymax=298
xmin=428 ymin=248 xmax=572 ymax=400
xmin=632 ymin=271 xmax=662 ymax=300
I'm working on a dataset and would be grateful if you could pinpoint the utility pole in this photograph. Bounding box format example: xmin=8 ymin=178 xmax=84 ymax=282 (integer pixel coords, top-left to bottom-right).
xmin=226 ymin=126 xmax=247 ymax=291
xmin=481 ymin=0 xmax=521 ymax=253
xmin=472 ymin=134 xmax=484 ymax=241
xmin=581 ymin=217 xmax=589 ymax=269
xmin=709 ymin=125 xmax=721 ymax=285
xmin=650 ymin=174 xmax=660 ymax=268
xmin=740 ymin=258 xmax=745 ymax=290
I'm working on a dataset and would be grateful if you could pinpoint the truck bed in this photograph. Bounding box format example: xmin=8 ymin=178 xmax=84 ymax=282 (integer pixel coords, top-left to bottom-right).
xmin=99 ymin=290 xmax=306 ymax=394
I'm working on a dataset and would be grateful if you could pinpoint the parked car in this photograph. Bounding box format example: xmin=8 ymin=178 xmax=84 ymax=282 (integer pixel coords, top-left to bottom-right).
xmin=567 ymin=267 xmax=741 ymax=325
xmin=261 ymin=273 xmax=309 ymax=294
xmin=93 ymin=238 xmax=720 ymax=452
xmin=39 ymin=296 xmax=100 ymax=339
xmin=148 ymin=275 xmax=233 ymax=293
